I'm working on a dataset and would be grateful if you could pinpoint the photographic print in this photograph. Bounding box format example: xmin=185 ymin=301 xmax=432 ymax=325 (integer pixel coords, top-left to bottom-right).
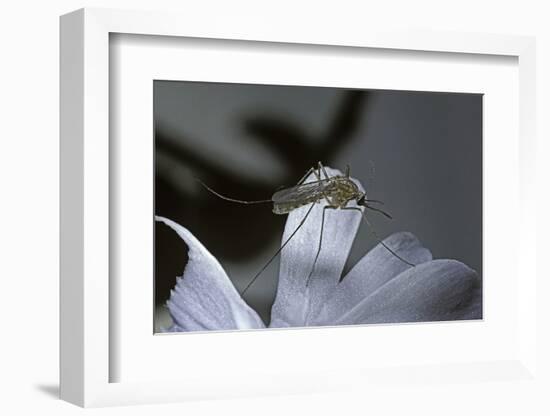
xmin=154 ymin=81 xmax=482 ymax=333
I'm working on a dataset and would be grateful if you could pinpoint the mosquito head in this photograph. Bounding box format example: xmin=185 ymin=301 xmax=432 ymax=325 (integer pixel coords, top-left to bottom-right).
xmin=356 ymin=193 xmax=367 ymax=206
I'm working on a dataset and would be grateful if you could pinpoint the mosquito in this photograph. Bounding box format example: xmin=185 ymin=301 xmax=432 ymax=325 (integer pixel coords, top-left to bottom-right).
xmin=198 ymin=161 xmax=415 ymax=295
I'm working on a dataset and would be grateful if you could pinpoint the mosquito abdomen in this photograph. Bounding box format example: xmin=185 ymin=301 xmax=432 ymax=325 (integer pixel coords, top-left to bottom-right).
xmin=273 ymin=200 xmax=314 ymax=215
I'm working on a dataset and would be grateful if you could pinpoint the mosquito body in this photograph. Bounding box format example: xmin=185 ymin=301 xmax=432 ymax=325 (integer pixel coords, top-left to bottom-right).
xmin=272 ymin=175 xmax=361 ymax=214
xmin=198 ymin=162 xmax=415 ymax=295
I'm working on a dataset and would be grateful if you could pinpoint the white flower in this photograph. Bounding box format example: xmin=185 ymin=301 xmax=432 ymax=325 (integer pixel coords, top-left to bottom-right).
xmin=157 ymin=167 xmax=481 ymax=332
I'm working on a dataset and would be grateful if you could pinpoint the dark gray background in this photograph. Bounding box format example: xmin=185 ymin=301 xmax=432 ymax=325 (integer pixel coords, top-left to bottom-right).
xmin=154 ymin=81 xmax=482 ymax=330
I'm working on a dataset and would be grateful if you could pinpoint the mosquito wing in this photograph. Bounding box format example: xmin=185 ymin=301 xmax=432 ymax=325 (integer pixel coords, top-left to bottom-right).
xmin=272 ymin=179 xmax=332 ymax=205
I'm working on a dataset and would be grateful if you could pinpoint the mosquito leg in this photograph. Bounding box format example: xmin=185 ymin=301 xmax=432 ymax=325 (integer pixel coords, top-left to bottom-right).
xmin=313 ymin=167 xmax=322 ymax=182
xmin=311 ymin=163 xmax=333 ymax=203
xmin=296 ymin=170 xmax=312 ymax=186
xmin=345 ymin=164 xmax=350 ymax=178
xmin=240 ymin=202 xmax=316 ymax=296
xmin=305 ymin=205 xmax=335 ymax=287
xmin=314 ymin=169 xmax=333 ymax=205
xmin=296 ymin=167 xmax=315 ymax=186
xmin=318 ymin=161 xmax=331 ymax=180
xmin=275 ymin=167 xmax=315 ymax=193
xmin=341 ymin=207 xmax=416 ymax=267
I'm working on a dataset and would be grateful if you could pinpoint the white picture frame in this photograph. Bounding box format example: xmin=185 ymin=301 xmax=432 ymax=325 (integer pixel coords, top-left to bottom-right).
xmin=60 ymin=7 xmax=538 ymax=407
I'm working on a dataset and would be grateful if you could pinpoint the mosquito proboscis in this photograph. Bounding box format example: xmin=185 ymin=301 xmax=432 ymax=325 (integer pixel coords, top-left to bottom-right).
xmin=197 ymin=162 xmax=415 ymax=295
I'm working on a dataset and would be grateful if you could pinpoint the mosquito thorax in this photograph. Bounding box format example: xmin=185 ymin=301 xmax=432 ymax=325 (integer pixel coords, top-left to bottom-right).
xmin=327 ymin=176 xmax=361 ymax=208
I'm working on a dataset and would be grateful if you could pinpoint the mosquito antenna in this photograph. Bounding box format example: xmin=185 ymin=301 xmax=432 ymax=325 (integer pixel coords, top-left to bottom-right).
xmin=345 ymin=207 xmax=415 ymax=267
xmin=365 ymin=204 xmax=393 ymax=220
xmin=240 ymin=202 xmax=315 ymax=296
xmin=364 ymin=199 xmax=384 ymax=205
xmin=196 ymin=178 xmax=273 ymax=205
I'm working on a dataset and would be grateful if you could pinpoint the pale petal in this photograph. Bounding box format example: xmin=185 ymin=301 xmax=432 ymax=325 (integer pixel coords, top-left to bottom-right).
xmin=334 ymin=259 xmax=481 ymax=325
xmin=270 ymin=167 xmax=364 ymax=327
xmin=156 ymin=216 xmax=265 ymax=332
xmin=312 ymin=232 xmax=432 ymax=324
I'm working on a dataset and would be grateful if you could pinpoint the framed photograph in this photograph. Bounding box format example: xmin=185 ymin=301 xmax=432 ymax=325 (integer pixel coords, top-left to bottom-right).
xmin=60 ymin=8 xmax=538 ymax=407
xmin=153 ymin=80 xmax=483 ymax=335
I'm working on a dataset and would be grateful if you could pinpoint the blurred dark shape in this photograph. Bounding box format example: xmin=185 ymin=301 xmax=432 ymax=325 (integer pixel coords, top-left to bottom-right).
xmin=155 ymin=89 xmax=368 ymax=313
xmin=242 ymin=90 xmax=366 ymax=180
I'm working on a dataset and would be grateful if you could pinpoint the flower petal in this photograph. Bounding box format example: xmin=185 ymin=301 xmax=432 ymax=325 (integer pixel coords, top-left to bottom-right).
xmin=270 ymin=167 xmax=363 ymax=327
xmin=312 ymin=232 xmax=432 ymax=324
xmin=334 ymin=259 xmax=481 ymax=325
xmin=156 ymin=216 xmax=265 ymax=332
